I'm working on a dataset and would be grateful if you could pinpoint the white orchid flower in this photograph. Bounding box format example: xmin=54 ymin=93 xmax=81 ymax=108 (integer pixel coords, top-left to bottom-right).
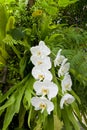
xmin=61 ymin=73 xmax=72 ymax=93
xmin=54 ymin=49 xmax=65 ymax=67
xmin=60 ymin=93 xmax=75 ymax=109
xmin=30 ymin=56 xmax=52 ymax=69
xmin=33 ymin=80 xmax=58 ymax=100
xmin=58 ymin=58 xmax=70 ymax=77
xmin=30 ymin=41 xmax=51 ymax=58
xmin=31 ymin=96 xmax=54 ymax=114
xmin=32 ymin=66 xmax=53 ymax=81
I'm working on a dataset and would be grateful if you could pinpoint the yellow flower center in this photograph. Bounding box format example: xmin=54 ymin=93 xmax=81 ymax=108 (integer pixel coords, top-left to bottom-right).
xmin=65 ymin=84 xmax=70 ymax=89
xmin=42 ymin=88 xmax=48 ymax=95
xmin=38 ymin=61 xmax=43 ymax=65
xmin=38 ymin=75 xmax=44 ymax=80
xmin=39 ymin=103 xmax=46 ymax=109
xmin=37 ymin=51 xmax=41 ymax=56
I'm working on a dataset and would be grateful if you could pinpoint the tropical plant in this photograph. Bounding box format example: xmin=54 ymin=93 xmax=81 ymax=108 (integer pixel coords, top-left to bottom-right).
xmin=0 ymin=0 xmax=87 ymax=130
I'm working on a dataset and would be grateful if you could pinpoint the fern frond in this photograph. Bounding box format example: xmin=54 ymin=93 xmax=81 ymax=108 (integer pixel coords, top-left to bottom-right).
xmin=3 ymin=34 xmax=17 ymax=45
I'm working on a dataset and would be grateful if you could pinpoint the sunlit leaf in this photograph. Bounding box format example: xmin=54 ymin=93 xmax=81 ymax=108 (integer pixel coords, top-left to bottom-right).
xmin=0 ymin=0 xmax=15 ymax=4
xmin=6 ymin=16 xmax=15 ymax=32
xmin=58 ymin=0 xmax=78 ymax=7
xmin=54 ymin=115 xmax=63 ymax=130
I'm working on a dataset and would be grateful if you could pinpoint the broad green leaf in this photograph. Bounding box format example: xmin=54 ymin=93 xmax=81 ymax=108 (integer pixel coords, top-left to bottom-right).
xmin=39 ymin=0 xmax=58 ymax=15
xmin=58 ymin=0 xmax=78 ymax=7
xmin=66 ymin=107 xmax=80 ymax=130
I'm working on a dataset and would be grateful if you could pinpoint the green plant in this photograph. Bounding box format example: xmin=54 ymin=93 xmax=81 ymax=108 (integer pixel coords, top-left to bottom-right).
xmin=0 ymin=0 xmax=87 ymax=130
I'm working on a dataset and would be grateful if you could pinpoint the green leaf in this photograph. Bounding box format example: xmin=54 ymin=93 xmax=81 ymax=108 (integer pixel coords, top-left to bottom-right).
xmin=0 ymin=47 xmax=9 ymax=59
xmin=0 ymin=56 xmax=6 ymax=65
xmin=0 ymin=4 xmax=7 ymax=40
xmin=9 ymin=28 xmax=25 ymax=41
xmin=33 ymin=119 xmax=42 ymax=130
xmin=43 ymin=114 xmax=54 ymax=130
xmin=2 ymin=104 xmax=16 ymax=130
xmin=54 ymin=115 xmax=63 ymax=130
xmin=0 ymin=0 xmax=15 ymax=4
xmin=71 ymin=102 xmax=81 ymax=121
xmin=2 ymin=81 xmax=27 ymax=130
xmin=28 ymin=106 xmax=32 ymax=128
xmin=19 ymin=105 xmax=26 ymax=128
xmin=6 ymin=16 xmax=15 ymax=32
xmin=0 ymin=95 xmax=15 ymax=111
xmin=23 ymin=77 xmax=35 ymax=110
xmin=0 ymin=75 xmax=29 ymax=103
xmin=58 ymin=0 xmax=78 ymax=7
xmin=62 ymin=109 xmax=73 ymax=130
xmin=11 ymin=45 xmax=21 ymax=59
xmin=70 ymin=90 xmax=81 ymax=104
xmin=66 ymin=107 xmax=80 ymax=130
xmin=40 ymin=14 xmax=51 ymax=40
xmin=19 ymin=56 xmax=27 ymax=77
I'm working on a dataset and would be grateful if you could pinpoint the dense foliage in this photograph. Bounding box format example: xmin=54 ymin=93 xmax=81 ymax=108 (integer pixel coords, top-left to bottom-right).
xmin=0 ymin=0 xmax=87 ymax=130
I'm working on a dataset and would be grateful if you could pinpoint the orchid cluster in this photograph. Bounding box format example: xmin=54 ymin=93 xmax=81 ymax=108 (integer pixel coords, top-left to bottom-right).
xmin=30 ymin=41 xmax=75 ymax=115
xmin=30 ymin=41 xmax=58 ymax=114
xmin=54 ymin=49 xmax=75 ymax=109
